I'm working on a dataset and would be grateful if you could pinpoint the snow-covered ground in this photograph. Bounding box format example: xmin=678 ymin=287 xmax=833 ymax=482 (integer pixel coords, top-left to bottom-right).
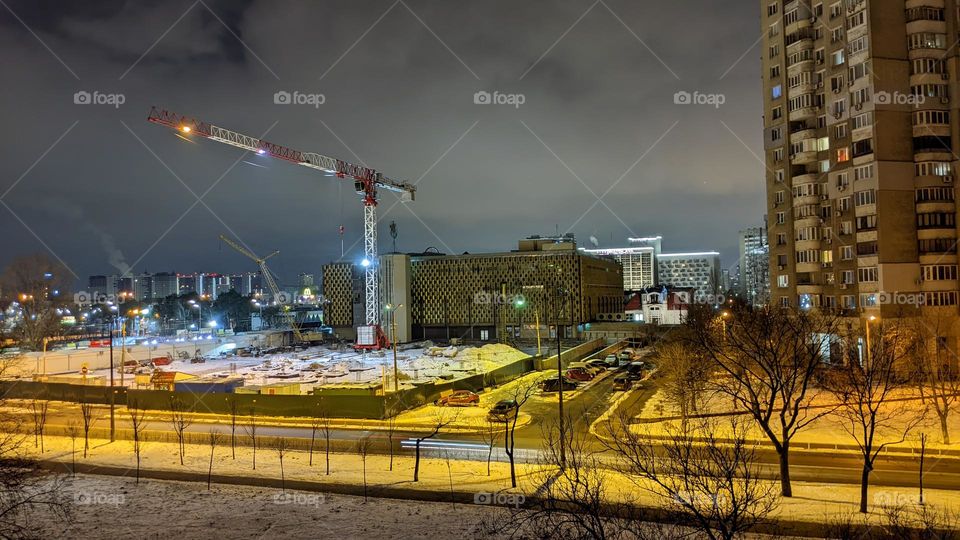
xmin=37 ymin=474 xmax=499 ymax=539
xmin=22 ymin=432 xmax=960 ymax=539
xmin=90 ymin=341 xmax=530 ymax=395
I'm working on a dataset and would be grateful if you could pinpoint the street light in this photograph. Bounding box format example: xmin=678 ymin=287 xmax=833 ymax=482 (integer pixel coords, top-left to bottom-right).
xmin=865 ymin=315 xmax=877 ymax=368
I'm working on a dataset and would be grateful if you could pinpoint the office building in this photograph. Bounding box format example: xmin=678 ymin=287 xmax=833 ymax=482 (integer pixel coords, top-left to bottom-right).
xmin=580 ymin=236 xmax=662 ymax=290
xmin=657 ymin=252 xmax=721 ymax=300
xmin=323 ymin=235 xmax=624 ymax=341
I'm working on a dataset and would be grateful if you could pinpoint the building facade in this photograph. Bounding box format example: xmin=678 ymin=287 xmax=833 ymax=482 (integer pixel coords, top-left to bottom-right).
xmin=322 ymin=237 xmax=624 ymax=342
xmin=580 ymin=236 xmax=662 ymax=291
xmin=739 ymin=225 xmax=771 ymax=305
xmin=761 ymin=0 xmax=959 ymax=326
xmin=656 ymin=252 xmax=721 ymax=300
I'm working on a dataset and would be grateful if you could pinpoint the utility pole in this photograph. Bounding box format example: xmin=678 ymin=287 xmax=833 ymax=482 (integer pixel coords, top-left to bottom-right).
xmin=554 ymin=287 xmax=566 ymax=469
xmin=108 ymin=316 xmax=115 ymax=442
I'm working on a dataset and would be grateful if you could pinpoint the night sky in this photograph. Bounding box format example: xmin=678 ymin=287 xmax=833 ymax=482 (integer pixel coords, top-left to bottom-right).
xmin=0 ymin=0 xmax=763 ymax=286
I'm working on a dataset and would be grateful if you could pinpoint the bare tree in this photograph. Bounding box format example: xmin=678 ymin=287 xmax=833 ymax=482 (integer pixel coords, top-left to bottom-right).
xmin=356 ymin=435 xmax=373 ymax=502
xmin=656 ymin=340 xmax=710 ymax=422
xmin=489 ymin=416 xmax=651 ymax=540
xmin=481 ymin=419 xmax=500 ymax=476
xmin=128 ymin=406 xmax=147 ymax=485
xmin=65 ymin=421 xmax=79 ymax=477
xmin=0 ymin=422 xmax=68 ymax=537
xmin=207 ymin=430 xmax=221 ymax=490
xmin=687 ymin=304 xmax=839 ymax=497
xmin=503 ymin=376 xmax=542 ymax=488
xmin=244 ymin=406 xmax=258 ymax=470
xmin=78 ymin=401 xmax=95 ymax=458
xmin=603 ymin=413 xmax=778 ymax=540
xmin=386 ymin=411 xmax=398 ymax=472
xmin=0 ymin=254 xmax=71 ymax=350
xmin=275 ymin=437 xmax=288 ymax=493
xmin=169 ymin=396 xmax=193 ymax=465
xmin=312 ymin=407 xmax=332 ymax=475
xmin=911 ymin=308 xmax=960 ymax=444
xmin=829 ymin=319 xmax=925 ymax=513
xmin=228 ymin=398 xmax=239 ymax=459
xmin=30 ymin=399 xmax=49 ymax=453
xmin=413 ymin=409 xmax=457 ymax=482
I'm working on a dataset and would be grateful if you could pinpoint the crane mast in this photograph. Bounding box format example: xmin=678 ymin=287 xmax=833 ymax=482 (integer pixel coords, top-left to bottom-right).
xmin=149 ymin=107 xmax=414 ymax=348
xmin=218 ymin=235 xmax=305 ymax=343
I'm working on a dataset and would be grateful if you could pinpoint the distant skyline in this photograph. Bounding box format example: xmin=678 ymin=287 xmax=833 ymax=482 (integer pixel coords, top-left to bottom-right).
xmin=0 ymin=0 xmax=764 ymax=285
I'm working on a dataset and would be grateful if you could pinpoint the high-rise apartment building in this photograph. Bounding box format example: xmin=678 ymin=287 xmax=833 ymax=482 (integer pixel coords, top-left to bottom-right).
xmin=739 ymin=225 xmax=770 ymax=305
xmin=761 ymin=0 xmax=959 ymax=322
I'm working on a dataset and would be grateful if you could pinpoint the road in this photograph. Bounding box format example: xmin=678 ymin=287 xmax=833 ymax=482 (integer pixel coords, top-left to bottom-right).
xmin=9 ymin=349 xmax=960 ymax=491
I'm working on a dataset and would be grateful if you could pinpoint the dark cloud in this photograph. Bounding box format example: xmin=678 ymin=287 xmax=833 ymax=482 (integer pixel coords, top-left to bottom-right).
xmin=0 ymin=0 xmax=763 ymax=285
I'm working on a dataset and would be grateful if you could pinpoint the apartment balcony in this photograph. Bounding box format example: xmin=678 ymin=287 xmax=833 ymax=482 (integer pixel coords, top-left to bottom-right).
xmin=796 ymin=262 xmax=822 ymax=274
xmin=788 ymin=105 xmax=819 ymax=122
xmin=789 ymin=128 xmax=816 ymax=144
xmin=791 ymin=149 xmax=819 ymax=164
xmin=792 ymin=172 xmax=820 ymax=185
xmin=916 ymin=201 xmax=956 ymax=213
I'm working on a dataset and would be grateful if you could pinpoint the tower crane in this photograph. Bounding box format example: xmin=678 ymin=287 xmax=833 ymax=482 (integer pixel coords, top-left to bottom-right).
xmin=218 ymin=234 xmax=305 ymax=343
xmin=148 ymin=107 xmax=416 ymax=349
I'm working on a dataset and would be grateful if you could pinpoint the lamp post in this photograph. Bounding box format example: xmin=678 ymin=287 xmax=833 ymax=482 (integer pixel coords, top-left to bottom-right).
xmin=553 ymin=286 xmax=566 ymax=469
xmin=514 ymin=296 xmax=525 ymax=341
xmin=107 ymin=306 xmax=117 ymax=442
xmin=865 ymin=315 xmax=877 ymax=369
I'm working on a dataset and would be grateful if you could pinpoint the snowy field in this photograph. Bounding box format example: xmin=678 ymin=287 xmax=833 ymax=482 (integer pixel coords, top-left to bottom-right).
xmin=35 ymin=474 xmax=500 ymax=539
xmin=91 ymin=341 xmax=530 ymax=394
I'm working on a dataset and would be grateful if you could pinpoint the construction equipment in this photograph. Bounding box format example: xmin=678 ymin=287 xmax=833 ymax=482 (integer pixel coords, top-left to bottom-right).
xmin=148 ymin=107 xmax=416 ymax=349
xmin=218 ymin=234 xmax=305 ymax=343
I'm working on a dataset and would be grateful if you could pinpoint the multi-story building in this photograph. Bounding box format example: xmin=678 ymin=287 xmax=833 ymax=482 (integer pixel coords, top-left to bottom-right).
xmin=657 ymin=252 xmax=721 ymax=300
xmin=323 ymin=236 xmax=624 ymax=342
xmin=151 ymin=272 xmax=179 ymax=299
xmin=739 ymin=225 xmax=770 ymax=305
xmin=761 ymin=1 xmax=958 ymax=328
xmin=580 ymin=236 xmax=662 ymax=290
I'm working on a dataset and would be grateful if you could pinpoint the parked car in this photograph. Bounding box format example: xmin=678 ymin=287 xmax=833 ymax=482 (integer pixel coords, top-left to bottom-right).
xmin=569 ymin=361 xmax=603 ymax=376
xmin=488 ymin=399 xmax=519 ymax=422
xmin=434 ymin=389 xmax=480 ymax=407
xmin=541 ymin=377 xmax=578 ymax=393
xmin=625 ymin=362 xmax=646 ymax=381
xmin=586 ymin=359 xmax=611 ymax=372
xmin=612 ymin=375 xmax=633 ymax=391
xmin=617 ymin=351 xmax=632 ymax=362
xmin=565 ymin=367 xmax=594 ymax=382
